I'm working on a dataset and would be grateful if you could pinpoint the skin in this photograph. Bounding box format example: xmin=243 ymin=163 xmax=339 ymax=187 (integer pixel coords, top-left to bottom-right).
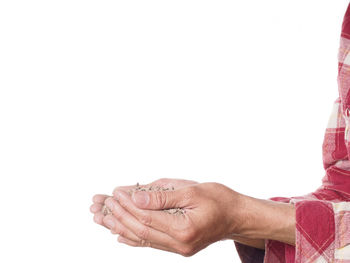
xmin=90 ymin=178 xmax=295 ymax=256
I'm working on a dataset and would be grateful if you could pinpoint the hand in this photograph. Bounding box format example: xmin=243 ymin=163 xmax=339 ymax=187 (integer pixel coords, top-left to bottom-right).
xmin=90 ymin=178 xmax=198 ymax=231
xmin=104 ymin=182 xmax=244 ymax=257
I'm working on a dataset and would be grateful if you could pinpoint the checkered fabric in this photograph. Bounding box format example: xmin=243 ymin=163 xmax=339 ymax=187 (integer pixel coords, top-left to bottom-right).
xmin=234 ymin=3 xmax=350 ymax=263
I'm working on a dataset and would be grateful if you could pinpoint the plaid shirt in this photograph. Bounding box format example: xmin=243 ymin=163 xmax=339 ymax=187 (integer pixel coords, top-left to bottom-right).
xmin=234 ymin=3 xmax=350 ymax=263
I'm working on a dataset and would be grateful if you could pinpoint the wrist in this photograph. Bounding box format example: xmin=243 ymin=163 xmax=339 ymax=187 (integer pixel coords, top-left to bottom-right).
xmin=231 ymin=194 xmax=296 ymax=246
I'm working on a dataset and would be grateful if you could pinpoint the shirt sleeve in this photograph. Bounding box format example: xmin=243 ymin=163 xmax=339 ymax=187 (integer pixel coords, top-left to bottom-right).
xmin=234 ymin=97 xmax=350 ymax=263
xmin=261 ymin=91 xmax=350 ymax=262
xmin=234 ymin=241 xmax=265 ymax=263
xmin=264 ymin=94 xmax=350 ymax=263
xmin=234 ymin=3 xmax=350 ymax=262
xmin=290 ymin=198 xmax=348 ymax=262
xmin=261 ymin=191 xmax=350 ymax=263
xmin=262 ymin=5 xmax=350 ymax=259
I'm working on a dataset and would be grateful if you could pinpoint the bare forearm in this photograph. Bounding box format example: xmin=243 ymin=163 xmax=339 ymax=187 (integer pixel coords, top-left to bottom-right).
xmin=233 ymin=193 xmax=296 ymax=246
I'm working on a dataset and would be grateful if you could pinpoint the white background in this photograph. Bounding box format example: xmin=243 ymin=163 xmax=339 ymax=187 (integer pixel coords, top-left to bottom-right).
xmin=0 ymin=0 xmax=348 ymax=262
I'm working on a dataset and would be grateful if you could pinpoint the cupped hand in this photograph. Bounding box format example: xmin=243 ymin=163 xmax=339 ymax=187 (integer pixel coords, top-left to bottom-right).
xmin=104 ymin=181 xmax=244 ymax=257
xmin=89 ymin=178 xmax=198 ymax=232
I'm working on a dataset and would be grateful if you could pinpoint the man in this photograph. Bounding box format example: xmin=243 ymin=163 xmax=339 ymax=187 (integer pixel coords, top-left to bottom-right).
xmin=90 ymin=3 xmax=350 ymax=262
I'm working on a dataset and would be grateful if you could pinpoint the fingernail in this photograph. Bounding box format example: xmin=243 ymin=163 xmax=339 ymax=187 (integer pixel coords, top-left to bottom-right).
xmin=132 ymin=191 xmax=149 ymax=207
xmin=104 ymin=218 xmax=115 ymax=229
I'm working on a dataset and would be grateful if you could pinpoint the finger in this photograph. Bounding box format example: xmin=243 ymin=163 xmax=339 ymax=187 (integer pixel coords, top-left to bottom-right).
xmin=114 ymin=189 xmax=188 ymax=235
xmin=92 ymin=194 xmax=110 ymax=204
xmin=93 ymin=211 xmax=116 ymax=231
xmin=93 ymin=211 xmax=105 ymax=226
xmin=113 ymin=183 xmax=151 ymax=196
xmin=117 ymin=236 xmax=178 ymax=254
xmin=126 ymin=186 xmax=194 ymax=210
xmin=117 ymin=235 xmax=143 ymax=246
xmin=152 ymin=178 xmax=199 ymax=189
xmin=113 ymin=185 xmax=137 ymax=193
xmin=90 ymin=203 xmax=103 ymax=213
xmin=112 ymin=178 xmax=199 ymax=200
xmin=112 ymin=180 xmax=184 ymax=197
xmin=104 ymin=197 xmax=179 ymax=248
xmin=113 ymin=179 xmax=198 ymax=196
xmin=103 ymin=214 xmax=142 ymax=242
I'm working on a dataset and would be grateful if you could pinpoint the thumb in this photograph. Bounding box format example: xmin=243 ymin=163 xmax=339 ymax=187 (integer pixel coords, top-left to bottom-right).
xmin=131 ymin=188 xmax=191 ymax=210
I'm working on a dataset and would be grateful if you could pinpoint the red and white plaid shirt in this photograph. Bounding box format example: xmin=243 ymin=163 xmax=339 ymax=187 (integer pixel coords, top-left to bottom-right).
xmin=234 ymin=3 xmax=350 ymax=263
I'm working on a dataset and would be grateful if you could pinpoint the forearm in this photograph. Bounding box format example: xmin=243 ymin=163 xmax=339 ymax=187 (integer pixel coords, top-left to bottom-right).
xmin=233 ymin=193 xmax=296 ymax=246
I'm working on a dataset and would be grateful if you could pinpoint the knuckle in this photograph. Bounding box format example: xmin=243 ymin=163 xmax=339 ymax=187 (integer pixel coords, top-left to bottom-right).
xmin=136 ymin=227 xmax=150 ymax=240
xmin=117 ymin=198 xmax=127 ymax=209
xmin=111 ymin=204 xmax=123 ymax=220
xmin=113 ymin=209 xmax=122 ymax=220
xmin=154 ymin=190 xmax=167 ymax=208
xmin=178 ymin=227 xmax=196 ymax=243
xmin=113 ymin=187 xmax=127 ymax=198
xmin=116 ymin=228 xmax=125 ymax=237
xmin=139 ymin=212 xmax=152 ymax=227
xmin=178 ymin=246 xmax=194 ymax=257
xmin=140 ymin=239 xmax=151 ymax=247
xmin=112 ymin=186 xmax=121 ymax=195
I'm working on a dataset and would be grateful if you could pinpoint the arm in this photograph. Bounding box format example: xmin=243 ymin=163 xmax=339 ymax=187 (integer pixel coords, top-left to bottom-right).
xmin=94 ymin=180 xmax=345 ymax=263
xmin=232 ymin=194 xmax=295 ymax=246
xmin=224 ymin=193 xmax=295 ymax=250
xmin=101 ymin=182 xmax=295 ymax=257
